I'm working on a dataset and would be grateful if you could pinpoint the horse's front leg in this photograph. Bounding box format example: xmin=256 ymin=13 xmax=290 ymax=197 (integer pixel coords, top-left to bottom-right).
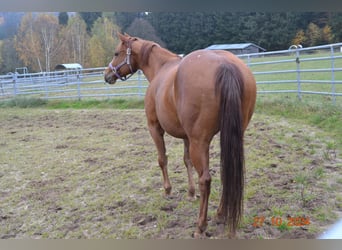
xmin=148 ymin=121 xmax=172 ymax=196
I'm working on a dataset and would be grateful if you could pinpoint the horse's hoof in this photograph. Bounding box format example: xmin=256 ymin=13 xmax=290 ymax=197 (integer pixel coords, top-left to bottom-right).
xmin=192 ymin=231 xmax=207 ymax=239
xmin=227 ymin=231 xmax=237 ymax=239
xmin=216 ymin=223 xmax=225 ymax=235
xmin=162 ymin=193 xmax=171 ymax=199
xmin=186 ymin=194 xmax=197 ymax=202
xmin=164 ymin=187 xmax=172 ymax=196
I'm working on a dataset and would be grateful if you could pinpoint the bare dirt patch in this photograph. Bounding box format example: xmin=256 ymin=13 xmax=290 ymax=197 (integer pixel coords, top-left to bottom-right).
xmin=0 ymin=109 xmax=341 ymax=239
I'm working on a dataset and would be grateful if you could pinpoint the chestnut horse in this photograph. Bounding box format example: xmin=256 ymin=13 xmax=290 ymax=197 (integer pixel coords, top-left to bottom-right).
xmin=104 ymin=33 xmax=256 ymax=238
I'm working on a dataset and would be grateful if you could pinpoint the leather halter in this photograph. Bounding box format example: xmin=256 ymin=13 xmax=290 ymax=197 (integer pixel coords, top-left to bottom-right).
xmin=108 ymin=40 xmax=135 ymax=81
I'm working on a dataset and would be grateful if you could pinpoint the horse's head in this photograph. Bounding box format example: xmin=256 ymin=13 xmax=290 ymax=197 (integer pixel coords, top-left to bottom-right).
xmin=104 ymin=33 xmax=139 ymax=84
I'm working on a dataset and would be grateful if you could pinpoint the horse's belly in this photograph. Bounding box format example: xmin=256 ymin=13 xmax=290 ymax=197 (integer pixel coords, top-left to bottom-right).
xmin=157 ymin=107 xmax=187 ymax=139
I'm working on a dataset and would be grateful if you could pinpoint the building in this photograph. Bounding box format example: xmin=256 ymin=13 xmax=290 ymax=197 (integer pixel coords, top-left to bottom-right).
xmin=205 ymin=43 xmax=266 ymax=55
xmin=54 ymin=63 xmax=83 ymax=83
xmin=55 ymin=63 xmax=83 ymax=71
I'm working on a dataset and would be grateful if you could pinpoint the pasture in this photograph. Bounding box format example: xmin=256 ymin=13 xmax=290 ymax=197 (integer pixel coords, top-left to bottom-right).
xmin=0 ymin=98 xmax=341 ymax=239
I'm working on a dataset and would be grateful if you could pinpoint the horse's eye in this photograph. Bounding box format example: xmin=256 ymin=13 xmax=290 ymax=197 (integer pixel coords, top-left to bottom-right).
xmin=114 ymin=52 xmax=119 ymax=57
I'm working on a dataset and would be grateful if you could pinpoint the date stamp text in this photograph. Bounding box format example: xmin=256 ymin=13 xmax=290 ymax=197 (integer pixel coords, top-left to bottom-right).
xmin=253 ymin=216 xmax=310 ymax=228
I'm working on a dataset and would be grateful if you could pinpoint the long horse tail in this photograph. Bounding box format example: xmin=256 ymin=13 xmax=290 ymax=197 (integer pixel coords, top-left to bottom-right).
xmin=215 ymin=62 xmax=245 ymax=234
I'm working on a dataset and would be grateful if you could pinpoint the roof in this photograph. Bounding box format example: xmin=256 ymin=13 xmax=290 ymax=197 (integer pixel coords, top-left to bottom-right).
xmin=55 ymin=63 xmax=83 ymax=70
xmin=205 ymin=43 xmax=266 ymax=51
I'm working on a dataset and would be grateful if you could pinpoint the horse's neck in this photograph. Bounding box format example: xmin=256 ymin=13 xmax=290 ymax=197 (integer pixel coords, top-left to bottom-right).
xmin=141 ymin=47 xmax=180 ymax=82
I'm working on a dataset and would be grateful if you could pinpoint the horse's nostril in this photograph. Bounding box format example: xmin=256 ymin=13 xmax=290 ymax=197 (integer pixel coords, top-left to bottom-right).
xmin=104 ymin=73 xmax=111 ymax=83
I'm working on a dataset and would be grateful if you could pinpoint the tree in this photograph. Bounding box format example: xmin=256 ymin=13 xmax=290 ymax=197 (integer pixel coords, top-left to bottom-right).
xmin=88 ymin=16 xmax=120 ymax=67
xmin=62 ymin=14 xmax=89 ymax=66
xmin=36 ymin=14 xmax=63 ymax=71
xmin=321 ymin=25 xmax=334 ymax=44
xmin=15 ymin=13 xmax=62 ymax=72
xmin=329 ymin=13 xmax=342 ymax=42
xmin=88 ymin=35 xmax=105 ymax=67
xmin=15 ymin=13 xmax=43 ymax=72
xmin=126 ymin=18 xmax=165 ymax=47
xmin=292 ymin=29 xmax=306 ymax=46
xmin=147 ymin=12 xmax=305 ymax=53
xmin=0 ymin=40 xmax=3 ymax=66
xmin=306 ymin=22 xmax=322 ymax=46
xmin=79 ymin=12 xmax=102 ymax=32
xmin=112 ymin=12 xmax=144 ymax=31
xmin=0 ymin=38 xmax=22 ymax=74
xmin=0 ymin=12 xmax=24 ymax=39
xmin=58 ymin=12 xmax=69 ymax=26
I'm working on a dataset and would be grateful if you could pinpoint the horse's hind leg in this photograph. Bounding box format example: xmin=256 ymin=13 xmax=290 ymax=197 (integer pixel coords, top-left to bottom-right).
xmin=183 ymin=138 xmax=196 ymax=199
xmin=148 ymin=122 xmax=172 ymax=196
xmin=189 ymin=138 xmax=211 ymax=238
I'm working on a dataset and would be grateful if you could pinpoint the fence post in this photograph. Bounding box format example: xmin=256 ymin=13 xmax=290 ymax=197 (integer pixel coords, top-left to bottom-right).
xmin=138 ymin=70 xmax=143 ymax=97
xmin=12 ymin=72 xmax=18 ymax=97
xmin=295 ymin=49 xmax=302 ymax=101
xmin=44 ymin=72 xmax=49 ymax=99
xmin=330 ymin=45 xmax=336 ymax=105
xmin=0 ymin=79 xmax=3 ymax=96
xmin=77 ymin=73 xmax=81 ymax=101
xmin=247 ymin=55 xmax=251 ymax=67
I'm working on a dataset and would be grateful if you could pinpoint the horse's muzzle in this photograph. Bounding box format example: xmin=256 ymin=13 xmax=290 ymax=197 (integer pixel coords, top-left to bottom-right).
xmin=104 ymin=71 xmax=117 ymax=84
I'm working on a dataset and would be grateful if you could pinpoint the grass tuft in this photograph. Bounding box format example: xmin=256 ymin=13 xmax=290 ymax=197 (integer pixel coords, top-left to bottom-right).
xmin=0 ymin=97 xmax=47 ymax=108
xmin=255 ymin=96 xmax=342 ymax=149
xmin=0 ymin=97 xmax=145 ymax=109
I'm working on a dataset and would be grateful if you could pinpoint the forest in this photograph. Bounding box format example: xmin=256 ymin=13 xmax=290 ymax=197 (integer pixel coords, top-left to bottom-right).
xmin=0 ymin=12 xmax=341 ymax=74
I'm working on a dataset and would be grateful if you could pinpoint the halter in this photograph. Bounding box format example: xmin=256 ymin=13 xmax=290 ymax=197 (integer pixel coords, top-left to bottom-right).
xmin=108 ymin=41 xmax=135 ymax=81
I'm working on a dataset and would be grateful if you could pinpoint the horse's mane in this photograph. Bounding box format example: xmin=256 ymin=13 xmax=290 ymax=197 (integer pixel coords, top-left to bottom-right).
xmin=140 ymin=40 xmax=179 ymax=67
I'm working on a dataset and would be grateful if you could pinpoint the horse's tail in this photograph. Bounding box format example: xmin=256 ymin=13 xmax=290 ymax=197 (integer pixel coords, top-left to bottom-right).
xmin=215 ymin=62 xmax=245 ymax=234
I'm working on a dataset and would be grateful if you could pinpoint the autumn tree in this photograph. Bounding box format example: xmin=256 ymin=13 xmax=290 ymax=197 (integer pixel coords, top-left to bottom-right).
xmin=62 ymin=14 xmax=89 ymax=66
xmin=15 ymin=13 xmax=42 ymax=71
xmin=88 ymin=36 xmax=105 ymax=67
xmin=88 ymin=16 xmax=120 ymax=67
xmin=15 ymin=13 xmax=63 ymax=72
xmin=292 ymin=29 xmax=306 ymax=46
xmin=36 ymin=14 xmax=63 ymax=71
xmin=305 ymin=22 xmax=322 ymax=46
xmin=321 ymin=25 xmax=334 ymax=44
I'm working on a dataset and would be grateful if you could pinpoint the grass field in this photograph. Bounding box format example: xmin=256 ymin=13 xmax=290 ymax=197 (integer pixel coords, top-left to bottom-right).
xmin=0 ymin=96 xmax=341 ymax=239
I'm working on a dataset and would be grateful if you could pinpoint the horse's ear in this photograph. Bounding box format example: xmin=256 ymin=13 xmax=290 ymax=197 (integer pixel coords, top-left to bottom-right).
xmin=117 ymin=32 xmax=129 ymax=42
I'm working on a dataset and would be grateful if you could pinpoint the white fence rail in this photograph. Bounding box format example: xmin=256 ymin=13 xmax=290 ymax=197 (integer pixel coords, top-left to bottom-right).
xmin=238 ymin=42 xmax=342 ymax=104
xmin=0 ymin=68 xmax=148 ymax=100
xmin=1 ymin=43 xmax=342 ymax=104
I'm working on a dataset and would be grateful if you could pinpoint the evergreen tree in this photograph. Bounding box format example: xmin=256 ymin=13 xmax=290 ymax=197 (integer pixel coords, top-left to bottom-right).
xmin=126 ymin=18 xmax=165 ymax=47
xmin=329 ymin=13 xmax=342 ymax=42
xmin=58 ymin=12 xmax=69 ymax=26
xmin=0 ymin=38 xmax=22 ymax=74
xmin=113 ymin=12 xmax=143 ymax=31
xmin=79 ymin=12 xmax=102 ymax=33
